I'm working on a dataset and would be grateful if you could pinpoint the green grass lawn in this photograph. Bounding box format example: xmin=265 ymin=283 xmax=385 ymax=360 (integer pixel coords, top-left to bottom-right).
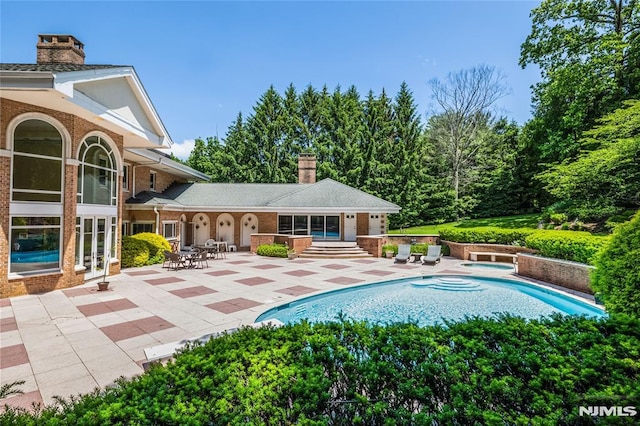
xmin=389 ymin=213 xmax=541 ymax=234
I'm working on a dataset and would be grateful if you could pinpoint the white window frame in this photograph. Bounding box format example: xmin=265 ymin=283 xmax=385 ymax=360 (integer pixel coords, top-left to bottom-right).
xmin=9 ymin=215 xmax=63 ymax=276
xmin=150 ymin=171 xmax=157 ymax=192
xmin=11 ymin=118 xmax=64 ymax=203
xmin=132 ymin=222 xmax=154 ymax=235
xmin=123 ymin=163 xmax=130 ymax=192
xmin=162 ymin=221 xmax=178 ymax=240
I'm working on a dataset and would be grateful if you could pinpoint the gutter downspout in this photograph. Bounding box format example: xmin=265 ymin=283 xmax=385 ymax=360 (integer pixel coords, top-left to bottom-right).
xmin=154 ymin=206 xmax=160 ymax=235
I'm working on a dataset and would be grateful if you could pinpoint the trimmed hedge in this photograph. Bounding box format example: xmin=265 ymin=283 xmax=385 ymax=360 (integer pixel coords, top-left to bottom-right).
xmin=130 ymin=233 xmax=171 ymax=265
xmin=120 ymin=236 xmax=151 ymax=268
xmin=439 ymin=227 xmax=609 ymax=265
xmin=2 ymin=316 xmax=639 ymax=424
xmin=524 ymin=230 xmax=610 ymax=265
xmin=121 ymin=233 xmax=171 ymax=268
xmin=592 ymin=211 xmax=640 ymax=316
xmin=439 ymin=227 xmax=534 ymax=246
xmin=256 ymin=243 xmax=288 ymax=258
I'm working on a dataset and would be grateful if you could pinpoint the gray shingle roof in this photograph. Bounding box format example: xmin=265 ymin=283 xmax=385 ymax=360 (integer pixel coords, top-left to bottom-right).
xmin=0 ymin=63 xmax=127 ymax=72
xmin=127 ymin=179 xmax=400 ymax=211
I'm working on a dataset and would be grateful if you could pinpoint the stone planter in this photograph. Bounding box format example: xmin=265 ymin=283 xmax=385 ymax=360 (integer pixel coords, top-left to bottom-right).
xmin=97 ymin=282 xmax=110 ymax=291
xmin=385 ymin=251 xmax=395 ymax=259
xmin=288 ymin=253 xmax=297 ymax=260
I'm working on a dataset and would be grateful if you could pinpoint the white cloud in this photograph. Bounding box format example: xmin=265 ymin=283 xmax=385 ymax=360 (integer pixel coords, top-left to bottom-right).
xmin=170 ymin=139 xmax=196 ymax=160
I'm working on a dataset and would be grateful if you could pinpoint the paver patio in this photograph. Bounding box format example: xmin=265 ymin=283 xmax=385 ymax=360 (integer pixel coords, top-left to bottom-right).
xmin=0 ymin=253 xmax=592 ymax=411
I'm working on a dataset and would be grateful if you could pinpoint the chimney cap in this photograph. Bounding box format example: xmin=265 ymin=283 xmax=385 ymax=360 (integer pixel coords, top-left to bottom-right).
xmin=37 ymin=34 xmax=85 ymax=65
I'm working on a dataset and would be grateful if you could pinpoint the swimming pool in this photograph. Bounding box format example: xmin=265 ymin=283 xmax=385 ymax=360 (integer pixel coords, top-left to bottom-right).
xmin=255 ymin=276 xmax=605 ymax=326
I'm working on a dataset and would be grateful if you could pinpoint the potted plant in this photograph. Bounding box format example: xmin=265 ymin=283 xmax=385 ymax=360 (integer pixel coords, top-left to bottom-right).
xmin=97 ymin=253 xmax=110 ymax=291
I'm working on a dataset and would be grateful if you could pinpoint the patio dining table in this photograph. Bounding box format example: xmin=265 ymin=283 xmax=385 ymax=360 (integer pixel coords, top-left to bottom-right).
xmin=194 ymin=242 xmax=227 ymax=258
xmin=177 ymin=250 xmax=198 ymax=268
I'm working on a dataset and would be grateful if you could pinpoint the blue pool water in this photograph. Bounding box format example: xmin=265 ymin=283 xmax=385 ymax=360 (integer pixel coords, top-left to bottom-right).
xmin=10 ymin=250 xmax=59 ymax=263
xmin=256 ymin=276 xmax=605 ymax=326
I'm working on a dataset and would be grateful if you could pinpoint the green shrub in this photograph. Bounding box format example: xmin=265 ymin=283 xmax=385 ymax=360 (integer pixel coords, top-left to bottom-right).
xmin=549 ymin=213 xmax=568 ymax=225
xmin=439 ymin=227 xmax=534 ymax=246
xmin=257 ymin=243 xmax=288 ymax=258
xmin=130 ymin=233 xmax=171 ymax=265
xmin=382 ymin=244 xmax=398 ymax=256
xmin=3 ymin=316 xmax=639 ymax=424
xmin=120 ymin=236 xmax=150 ymax=268
xmin=524 ymin=230 xmax=610 ymax=265
xmin=592 ymin=211 xmax=640 ymax=316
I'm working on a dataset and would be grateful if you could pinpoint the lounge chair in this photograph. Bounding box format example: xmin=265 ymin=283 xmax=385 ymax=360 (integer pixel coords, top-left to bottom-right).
xmin=421 ymin=245 xmax=442 ymax=265
xmin=395 ymin=244 xmax=411 ymax=263
xmin=204 ymin=239 xmax=216 ymax=247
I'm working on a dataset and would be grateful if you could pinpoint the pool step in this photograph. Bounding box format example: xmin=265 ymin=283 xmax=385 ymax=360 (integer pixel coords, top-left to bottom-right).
xmin=411 ymin=277 xmax=485 ymax=292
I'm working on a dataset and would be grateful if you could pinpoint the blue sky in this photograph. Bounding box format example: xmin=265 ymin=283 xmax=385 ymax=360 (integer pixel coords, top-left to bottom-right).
xmin=1 ymin=1 xmax=541 ymax=159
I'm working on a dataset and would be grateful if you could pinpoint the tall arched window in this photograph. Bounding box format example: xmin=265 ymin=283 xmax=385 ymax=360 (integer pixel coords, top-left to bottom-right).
xmin=77 ymin=136 xmax=117 ymax=206
xmin=10 ymin=118 xmax=64 ymax=275
xmin=12 ymin=119 xmax=63 ymax=202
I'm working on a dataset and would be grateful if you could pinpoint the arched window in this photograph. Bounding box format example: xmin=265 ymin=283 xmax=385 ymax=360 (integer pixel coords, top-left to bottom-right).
xmin=11 ymin=119 xmax=63 ymax=202
xmin=77 ymin=136 xmax=117 ymax=206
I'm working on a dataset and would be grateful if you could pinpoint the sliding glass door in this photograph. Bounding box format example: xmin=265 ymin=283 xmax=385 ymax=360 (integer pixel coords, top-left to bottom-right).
xmin=279 ymin=214 xmax=341 ymax=240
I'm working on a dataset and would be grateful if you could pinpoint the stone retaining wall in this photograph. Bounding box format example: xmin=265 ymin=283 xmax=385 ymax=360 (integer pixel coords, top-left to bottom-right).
xmin=249 ymin=234 xmax=313 ymax=255
xmin=517 ymin=253 xmax=594 ymax=294
xmin=357 ymin=236 xmax=384 ymax=257
xmin=384 ymin=235 xmax=440 ymax=246
xmin=442 ymin=241 xmax=537 ymax=261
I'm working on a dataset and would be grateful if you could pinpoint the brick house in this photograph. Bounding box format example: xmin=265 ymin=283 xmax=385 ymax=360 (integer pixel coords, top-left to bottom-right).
xmin=1 ymin=34 xmax=399 ymax=298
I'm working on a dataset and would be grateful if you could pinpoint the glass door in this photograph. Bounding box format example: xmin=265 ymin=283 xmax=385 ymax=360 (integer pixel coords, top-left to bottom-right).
xmin=83 ymin=216 xmax=108 ymax=279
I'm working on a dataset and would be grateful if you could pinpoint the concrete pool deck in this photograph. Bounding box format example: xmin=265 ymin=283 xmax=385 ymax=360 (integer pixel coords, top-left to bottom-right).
xmin=0 ymin=253 xmax=595 ymax=411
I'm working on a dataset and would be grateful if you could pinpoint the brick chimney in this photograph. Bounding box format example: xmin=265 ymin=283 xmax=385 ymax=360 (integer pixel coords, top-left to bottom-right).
xmin=298 ymin=153 xmax=316 ymax=184
xmin=37 ymin=34 xmax=85 ymax=65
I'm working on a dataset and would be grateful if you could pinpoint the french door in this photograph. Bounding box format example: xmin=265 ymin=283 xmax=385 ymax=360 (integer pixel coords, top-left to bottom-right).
xmin=83 ymin=216 xmax=108 ymax=279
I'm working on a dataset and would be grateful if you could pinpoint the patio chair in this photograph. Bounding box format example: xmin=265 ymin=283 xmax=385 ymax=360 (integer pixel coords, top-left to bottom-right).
xmin=204 ymin=239 xmax=216 ymax=247
xmin=421 ymin=245 xmax=442 ymax=265
xmin=168 ymin=252 xmax=186 ymax=271
xmin=163 ymin=250 xmax=173 ymax=268
xmin=217 ymin=243 xmax=227 ymax=259
xmin=395 ymin=244 xmax=411 ymax=263
xmin=192 ymin=250 xmax=209 ymax=269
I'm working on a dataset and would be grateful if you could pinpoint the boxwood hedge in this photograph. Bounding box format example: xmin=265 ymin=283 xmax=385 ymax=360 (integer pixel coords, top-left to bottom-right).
xmin=121 ymin=233 xmax=171 ymax=268
xmin=2 ymin=315 xmax=638 ymax=425
xmin=439 ymin=227 xmax=610 ymax=265
xmin=256 ymin=243 xmax=288 ymax=258
xmin=592 ymin=210 xmax=640 ymax=316
xmin=524 ymin=230 xmax=610 ymax=265
xmin=439 ymin=227 xmax=534 ymax=246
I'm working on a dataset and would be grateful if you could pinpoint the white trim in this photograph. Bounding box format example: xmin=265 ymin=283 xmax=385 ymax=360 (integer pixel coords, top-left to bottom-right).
xmin=122 ymin=163 xmax=131 ymax=192
xmin=0 ymin=149 xmax=11 ymax=157
xmin=66 ymin=158 xmax=80 ymax=166
xmin=162 ymin=220 xmax=178 ymax=240
xmin=53 ymin=67 xmax=172 ymax=147
xmin=9 ymin=270 xmax=63 ymax=281
xmin=76 ymin=205 xmax=118 ymax=216
xmin=76 ymin=131 xmax=123 ymax=172
xmin=124 ymin=205 xmax=399 ymax=214
xmin=10 ymin=202 xmax=63 ymax=215
xmin=150 ymin=170 xmax=157 ymax=192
